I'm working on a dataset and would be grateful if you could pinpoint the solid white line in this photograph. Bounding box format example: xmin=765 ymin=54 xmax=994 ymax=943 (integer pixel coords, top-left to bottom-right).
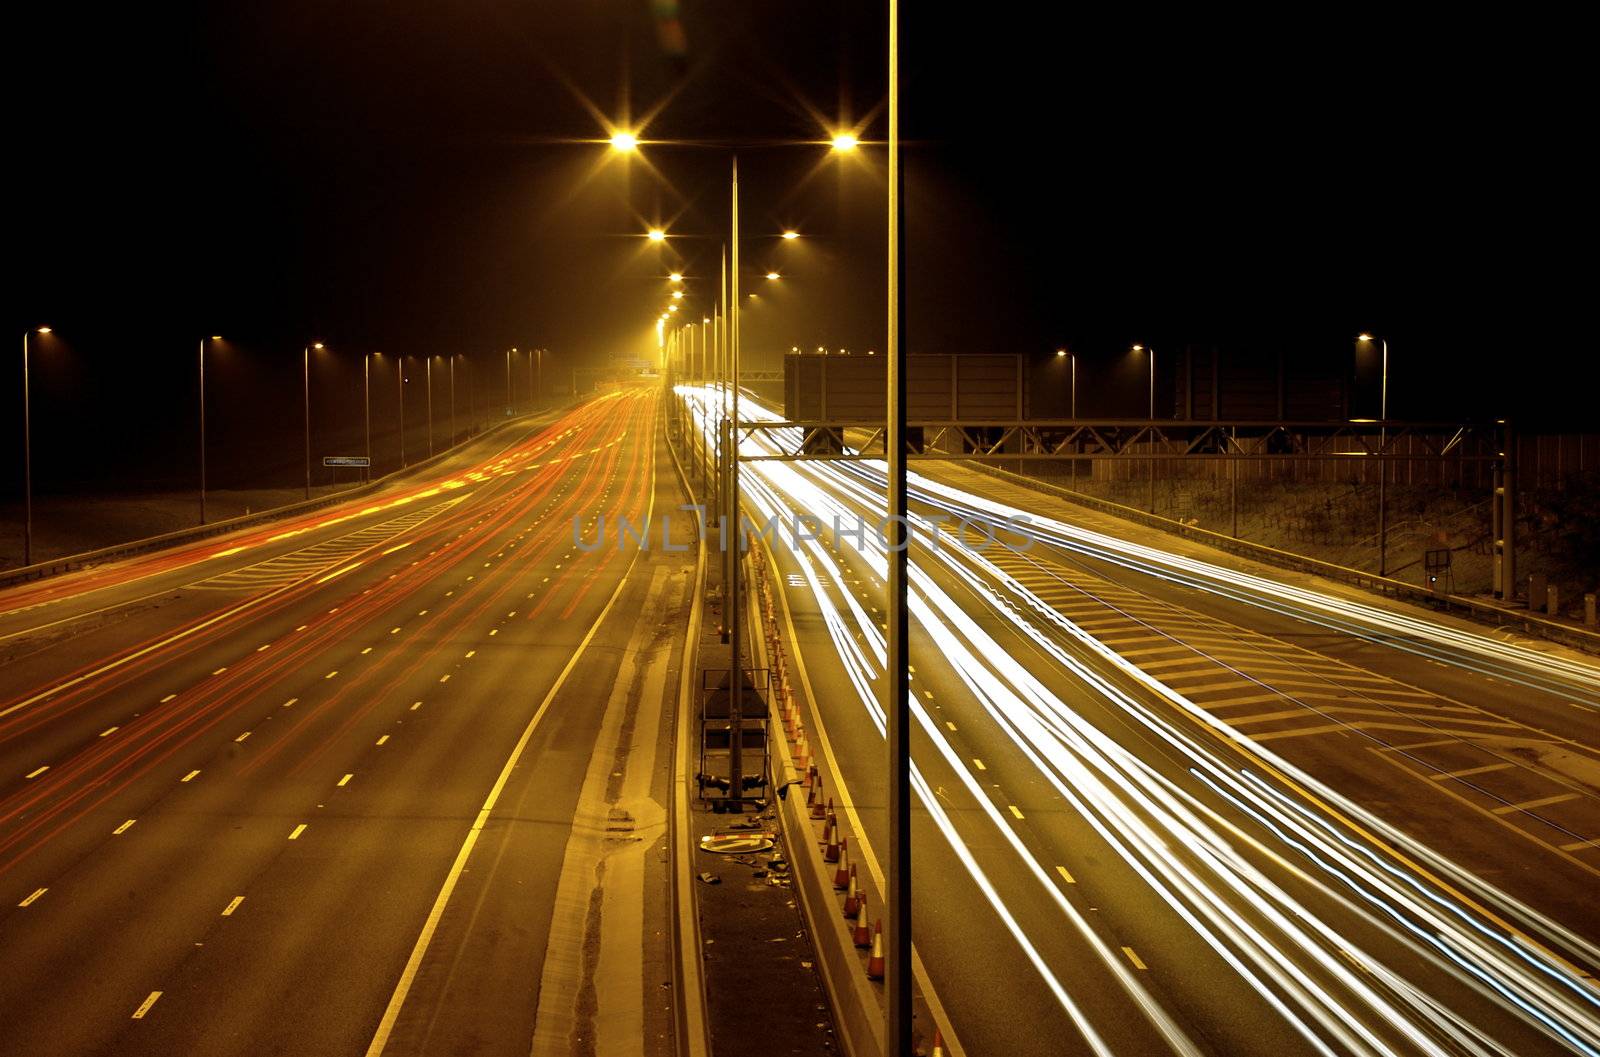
xmin=363 ymin=453 xmax=651 ymax=1057
xmin=315 ymin=561 xmax=364 ymax=584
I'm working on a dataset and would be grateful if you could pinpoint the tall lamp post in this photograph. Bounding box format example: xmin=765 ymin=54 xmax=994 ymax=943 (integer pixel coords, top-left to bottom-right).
xmin=198 ymin=336 xmax=221 ymax=523
xmin=1359 ymin=333 xmax=1390 ymax=575
xmin=1057 ymin=348 xmax=1078 ymax=491
xmin=20 ymin=327 xmax=50 ymax=566
xmin=363 ymin=352 xmax=373 ymax=483
xmin=303 ymin=342 xmax=322 ymax=500
xmin=1134 ymin=343 xmax=1156 ymax=512
xmin=885 ymin=3 xmax=913 ymax=1048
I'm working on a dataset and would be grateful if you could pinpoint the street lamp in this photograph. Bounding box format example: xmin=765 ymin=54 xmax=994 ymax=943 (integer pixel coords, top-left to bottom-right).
xmin=303 ymin=342 xmax=323 ymax=500
xmin=1133 ymin=344 xmax=1155 ymax=512
xmin=646 ymin=228 xmax=667 ymax=242
xmin=765 ymin=271 xmax=780 ymax=281
xmin=830 ymin=132 xmax=859 ymax=152
xmin=781 ymin=230 xmax=800 ymax=240
xmin=1357 ymin=333 xmax=1391 ymax=575
xmin=199 ymin=336 xmax=222 ymax=523
xmin=669 ymin=272 xmax=683 ymax=283
xmin=20 ymin=326 xmax=51 ymax=566
xmin=609 ymin=130 xmax=639 ymax=152
xmin=364 ymin=352 xmax=374 ymax=482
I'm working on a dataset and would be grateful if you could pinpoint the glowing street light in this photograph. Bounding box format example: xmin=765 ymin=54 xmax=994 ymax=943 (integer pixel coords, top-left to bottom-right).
xmin=781 ymin=230 xmax=800 ymax=240
xmin=646 ymin=228 xmax=667 ymax=242
xmin=830 ymin=132 xmax=859 ymax=152
xmin=672 ymin=290 xmax=685 ymax=299
xmin=303 ymin=342 xmax=326 ymax=499
xmin=669 ymin=272 xmax=684 ymax=282
xmin=765 ymin=271 xmax=780 ymax=281
xmin=198 ymin=335 xmax=225 ymax=524
xmin=609 ymin=130 xmax=639 ymax=152
xmin=20 ymin=326 xmax=53 ymax=565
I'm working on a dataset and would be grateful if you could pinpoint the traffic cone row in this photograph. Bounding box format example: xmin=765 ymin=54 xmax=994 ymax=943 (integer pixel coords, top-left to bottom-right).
xmin=755 ymin=554 xmax=898 ymax=994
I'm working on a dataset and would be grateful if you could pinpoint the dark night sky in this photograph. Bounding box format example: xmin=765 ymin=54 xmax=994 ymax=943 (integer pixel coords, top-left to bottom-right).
xmin=10 ymin=3 xmax=1587 ymax=495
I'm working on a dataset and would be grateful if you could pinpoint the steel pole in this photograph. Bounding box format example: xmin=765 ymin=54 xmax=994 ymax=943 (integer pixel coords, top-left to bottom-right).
xmin=505 ymin=349 xmax=512 ymax=416
xmin=726 ymin=159 xmax=744 ymax=806
xmin=1149 ymin=345 xmax=1157 ymax=513
xmin=426 ymin=356 xmax=434 ymax=458
xmin=199 ymin=338 xmax=208 ymax=524
xmin=399 ymin=356 xmax=406 ymax=468
xmin=303 ymin=345 xmax=311 ymax=500
xmin=887 ymin=3 xmax=913 ymax=1051
xmin=364 ymin=354 xmax=372 ymax=482
xmin=450 ymin=355 xmax=456 ymax=448
xmin=22 ymin=333 xmax=33 ymax=567
xmin=1378 ymin=338 xmax=1389 ymax=576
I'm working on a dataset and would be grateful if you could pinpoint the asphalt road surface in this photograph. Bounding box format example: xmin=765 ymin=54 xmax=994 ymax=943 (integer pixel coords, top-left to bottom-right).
xmin=0 ymin=388 xmax=689 ymax=1057
xmin=683 ymin=385 xmax=1600 ymax=1057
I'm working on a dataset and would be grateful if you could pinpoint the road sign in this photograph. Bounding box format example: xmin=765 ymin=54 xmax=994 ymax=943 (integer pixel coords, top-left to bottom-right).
xmin=323 ymin=456 xmax=370 ymax=467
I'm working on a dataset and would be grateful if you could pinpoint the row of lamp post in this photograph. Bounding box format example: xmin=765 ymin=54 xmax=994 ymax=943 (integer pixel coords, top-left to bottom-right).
xmin=1047 ymin=336 xmax=1392 ymax=564
xmin=18 ymin=335 xmax=550 ymax=565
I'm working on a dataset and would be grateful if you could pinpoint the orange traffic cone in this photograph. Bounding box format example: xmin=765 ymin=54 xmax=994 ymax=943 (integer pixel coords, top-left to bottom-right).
xmin=842 ymin=864 xmax=860 ymax=917
xmin=929 ymin=1029 xmax=945 ymax=1057
xmin=808 ymin=782 xmax=826 ymax=820
xmin=866 ymin=921 xmax=884 ymax=980
xmin=852 ymin=896 xmax=871 ymax=948
xmin=818 ymin=814 xmax=834 ymax=850
xmin=832 ymin=837 xmax=850 ymax=889
xmin=823 ymin=825 xmax=841 ymax=864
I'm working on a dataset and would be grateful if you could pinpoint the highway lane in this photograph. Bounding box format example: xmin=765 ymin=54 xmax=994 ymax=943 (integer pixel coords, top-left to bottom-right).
xmin=687 ymin=386 xmax=1600 ymax=1057
xmin=0 ymin=389 xmax=676 ymax=1057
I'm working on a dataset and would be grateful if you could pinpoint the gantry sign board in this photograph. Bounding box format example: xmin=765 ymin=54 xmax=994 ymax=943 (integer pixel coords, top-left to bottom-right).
xmin=322 ymin=456 xmax=371 ymax=468
xmin=783 ymin=353 xmax=1022 ymax=422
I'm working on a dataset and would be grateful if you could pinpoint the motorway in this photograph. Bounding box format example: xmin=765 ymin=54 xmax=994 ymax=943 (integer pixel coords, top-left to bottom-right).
xmin=0 ymin=389 xmax=690 ymax=1057
xmin=685 ymin=386 xmax=1600 ymax=1057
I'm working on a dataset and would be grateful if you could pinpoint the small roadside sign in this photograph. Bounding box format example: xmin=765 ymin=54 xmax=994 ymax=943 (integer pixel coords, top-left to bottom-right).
xmin=323 ymin=456 xmax=371 ymax=467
